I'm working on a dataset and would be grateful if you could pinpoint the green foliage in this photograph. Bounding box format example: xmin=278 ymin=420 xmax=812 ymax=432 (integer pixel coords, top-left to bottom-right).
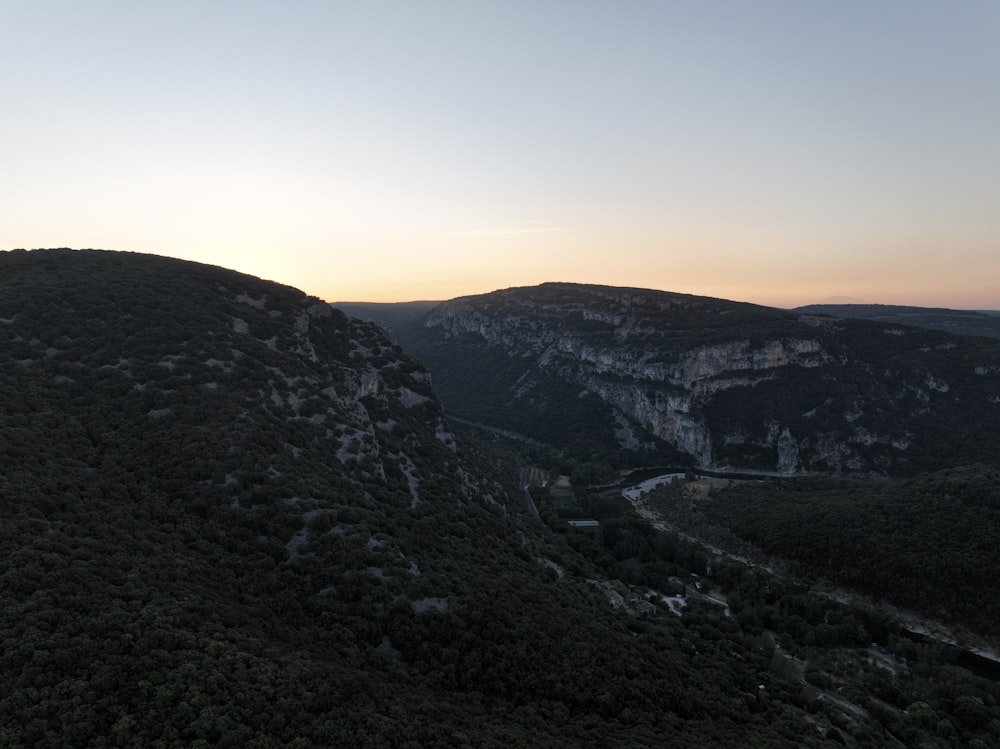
xmin=657 ymin=467 xmax=1000 ymax=637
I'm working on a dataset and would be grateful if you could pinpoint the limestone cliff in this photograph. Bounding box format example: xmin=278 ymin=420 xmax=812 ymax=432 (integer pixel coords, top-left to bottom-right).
xmin=407 ymin=283 xmax=1000 ymax=475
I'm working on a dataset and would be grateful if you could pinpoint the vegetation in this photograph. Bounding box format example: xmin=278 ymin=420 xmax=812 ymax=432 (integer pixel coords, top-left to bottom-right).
xmin=647 ymin=467 xmax=1000 ymax=638
xmin=399 ymin=329 xmax=670 ymax=466
xmin=547 ymin=478 xmax=1000 ymax=748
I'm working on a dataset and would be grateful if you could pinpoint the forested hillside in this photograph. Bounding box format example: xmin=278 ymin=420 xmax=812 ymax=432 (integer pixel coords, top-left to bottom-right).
xmin=646 ymin=465 xmax=1000 ymax=638
xmin=0 ymin=249 xmax=884 ymax=748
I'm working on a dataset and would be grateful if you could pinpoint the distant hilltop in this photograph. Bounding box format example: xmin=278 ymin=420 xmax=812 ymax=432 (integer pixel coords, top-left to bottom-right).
xmin=794 ymin=303 xmax=1000 ymax=339
xmin=337 ymin=295 xmax=1000 ymax=342
xmin=339 ymin=282 xmax=1000 ymax=476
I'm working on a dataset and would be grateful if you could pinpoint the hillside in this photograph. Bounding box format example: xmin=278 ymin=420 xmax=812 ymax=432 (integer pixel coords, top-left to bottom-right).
xmin=1 ymin=249 xmax=884 ymax=747
xmin=645 ymin=465 xmax=1000 ymax=639
xmin=794 ymin=303 xmax=1000 ymax=339
xmin=399 ymin=283 xmax=1000 ymax=475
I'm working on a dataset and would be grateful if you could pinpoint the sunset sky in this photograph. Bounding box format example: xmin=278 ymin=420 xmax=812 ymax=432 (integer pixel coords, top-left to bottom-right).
xmin=3 ymin=1 xmax=999 ymax=309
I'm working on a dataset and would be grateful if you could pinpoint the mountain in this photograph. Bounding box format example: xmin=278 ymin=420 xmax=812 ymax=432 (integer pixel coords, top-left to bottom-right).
xmin=3 ymin=249 xmax=875 ymax=747
xmin=398 ymin=282 xmax=1000 ymax=475
xmin=794 ymin=303 xmax=1000 ymax=339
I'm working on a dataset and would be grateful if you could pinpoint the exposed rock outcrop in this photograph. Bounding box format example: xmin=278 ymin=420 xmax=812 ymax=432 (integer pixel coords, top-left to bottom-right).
xmin=410 ymin=283 xmax=1000 ymax=475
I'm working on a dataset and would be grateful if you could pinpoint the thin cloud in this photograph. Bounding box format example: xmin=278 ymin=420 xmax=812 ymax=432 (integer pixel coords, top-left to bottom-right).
xmin=440 ymin=227 xmax=568 ymax=237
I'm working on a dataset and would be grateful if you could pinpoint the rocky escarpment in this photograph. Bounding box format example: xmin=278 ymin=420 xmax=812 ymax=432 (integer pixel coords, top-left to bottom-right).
xmin=411 ymin=283 xmax=1000 ymax=475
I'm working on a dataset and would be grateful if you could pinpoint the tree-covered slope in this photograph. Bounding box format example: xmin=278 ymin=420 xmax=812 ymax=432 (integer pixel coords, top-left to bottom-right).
xmin=401 ymin=282 xmax=1000 ymax=475
xmin=648 ymin=465 xmax=1000 ymax=639
xmin=2 ymin=249 xmax=858 ymax=747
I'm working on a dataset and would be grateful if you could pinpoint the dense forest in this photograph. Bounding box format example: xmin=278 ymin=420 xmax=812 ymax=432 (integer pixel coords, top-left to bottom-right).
xmin=645 ymin=466 xmax=1000 ymax=639
xmin=535 ymin=466 xmax=1000 ymax=748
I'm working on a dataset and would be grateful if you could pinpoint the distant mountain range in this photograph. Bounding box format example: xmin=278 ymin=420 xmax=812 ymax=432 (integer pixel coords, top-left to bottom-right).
xmin=340 ymin=299 xmax=1000 ymax=341
xmin=341 ymin=285 xmax=1000 ymax=475
xmin=793 ymin=303 xmax=1000 ymax=339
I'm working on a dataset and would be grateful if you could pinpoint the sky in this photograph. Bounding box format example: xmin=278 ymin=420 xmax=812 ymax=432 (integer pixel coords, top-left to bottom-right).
xmin=3 ymin=1 xmax=999 ymax=309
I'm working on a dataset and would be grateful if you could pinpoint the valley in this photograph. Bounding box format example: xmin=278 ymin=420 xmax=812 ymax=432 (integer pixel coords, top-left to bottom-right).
xmin=523 ymin=460 xmax=1000 ymax=745
xmin=621 ymin=471 xmax=1000 ymax=670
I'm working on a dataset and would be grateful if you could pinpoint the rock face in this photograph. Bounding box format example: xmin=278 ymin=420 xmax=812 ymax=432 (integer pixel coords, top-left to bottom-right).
xmin=406 ymin=283 xmax=1000 ymax=475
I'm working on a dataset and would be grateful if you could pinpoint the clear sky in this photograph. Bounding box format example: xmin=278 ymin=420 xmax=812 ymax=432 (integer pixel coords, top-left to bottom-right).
xmin=3 ymin=1 xmax=999 ymax=308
